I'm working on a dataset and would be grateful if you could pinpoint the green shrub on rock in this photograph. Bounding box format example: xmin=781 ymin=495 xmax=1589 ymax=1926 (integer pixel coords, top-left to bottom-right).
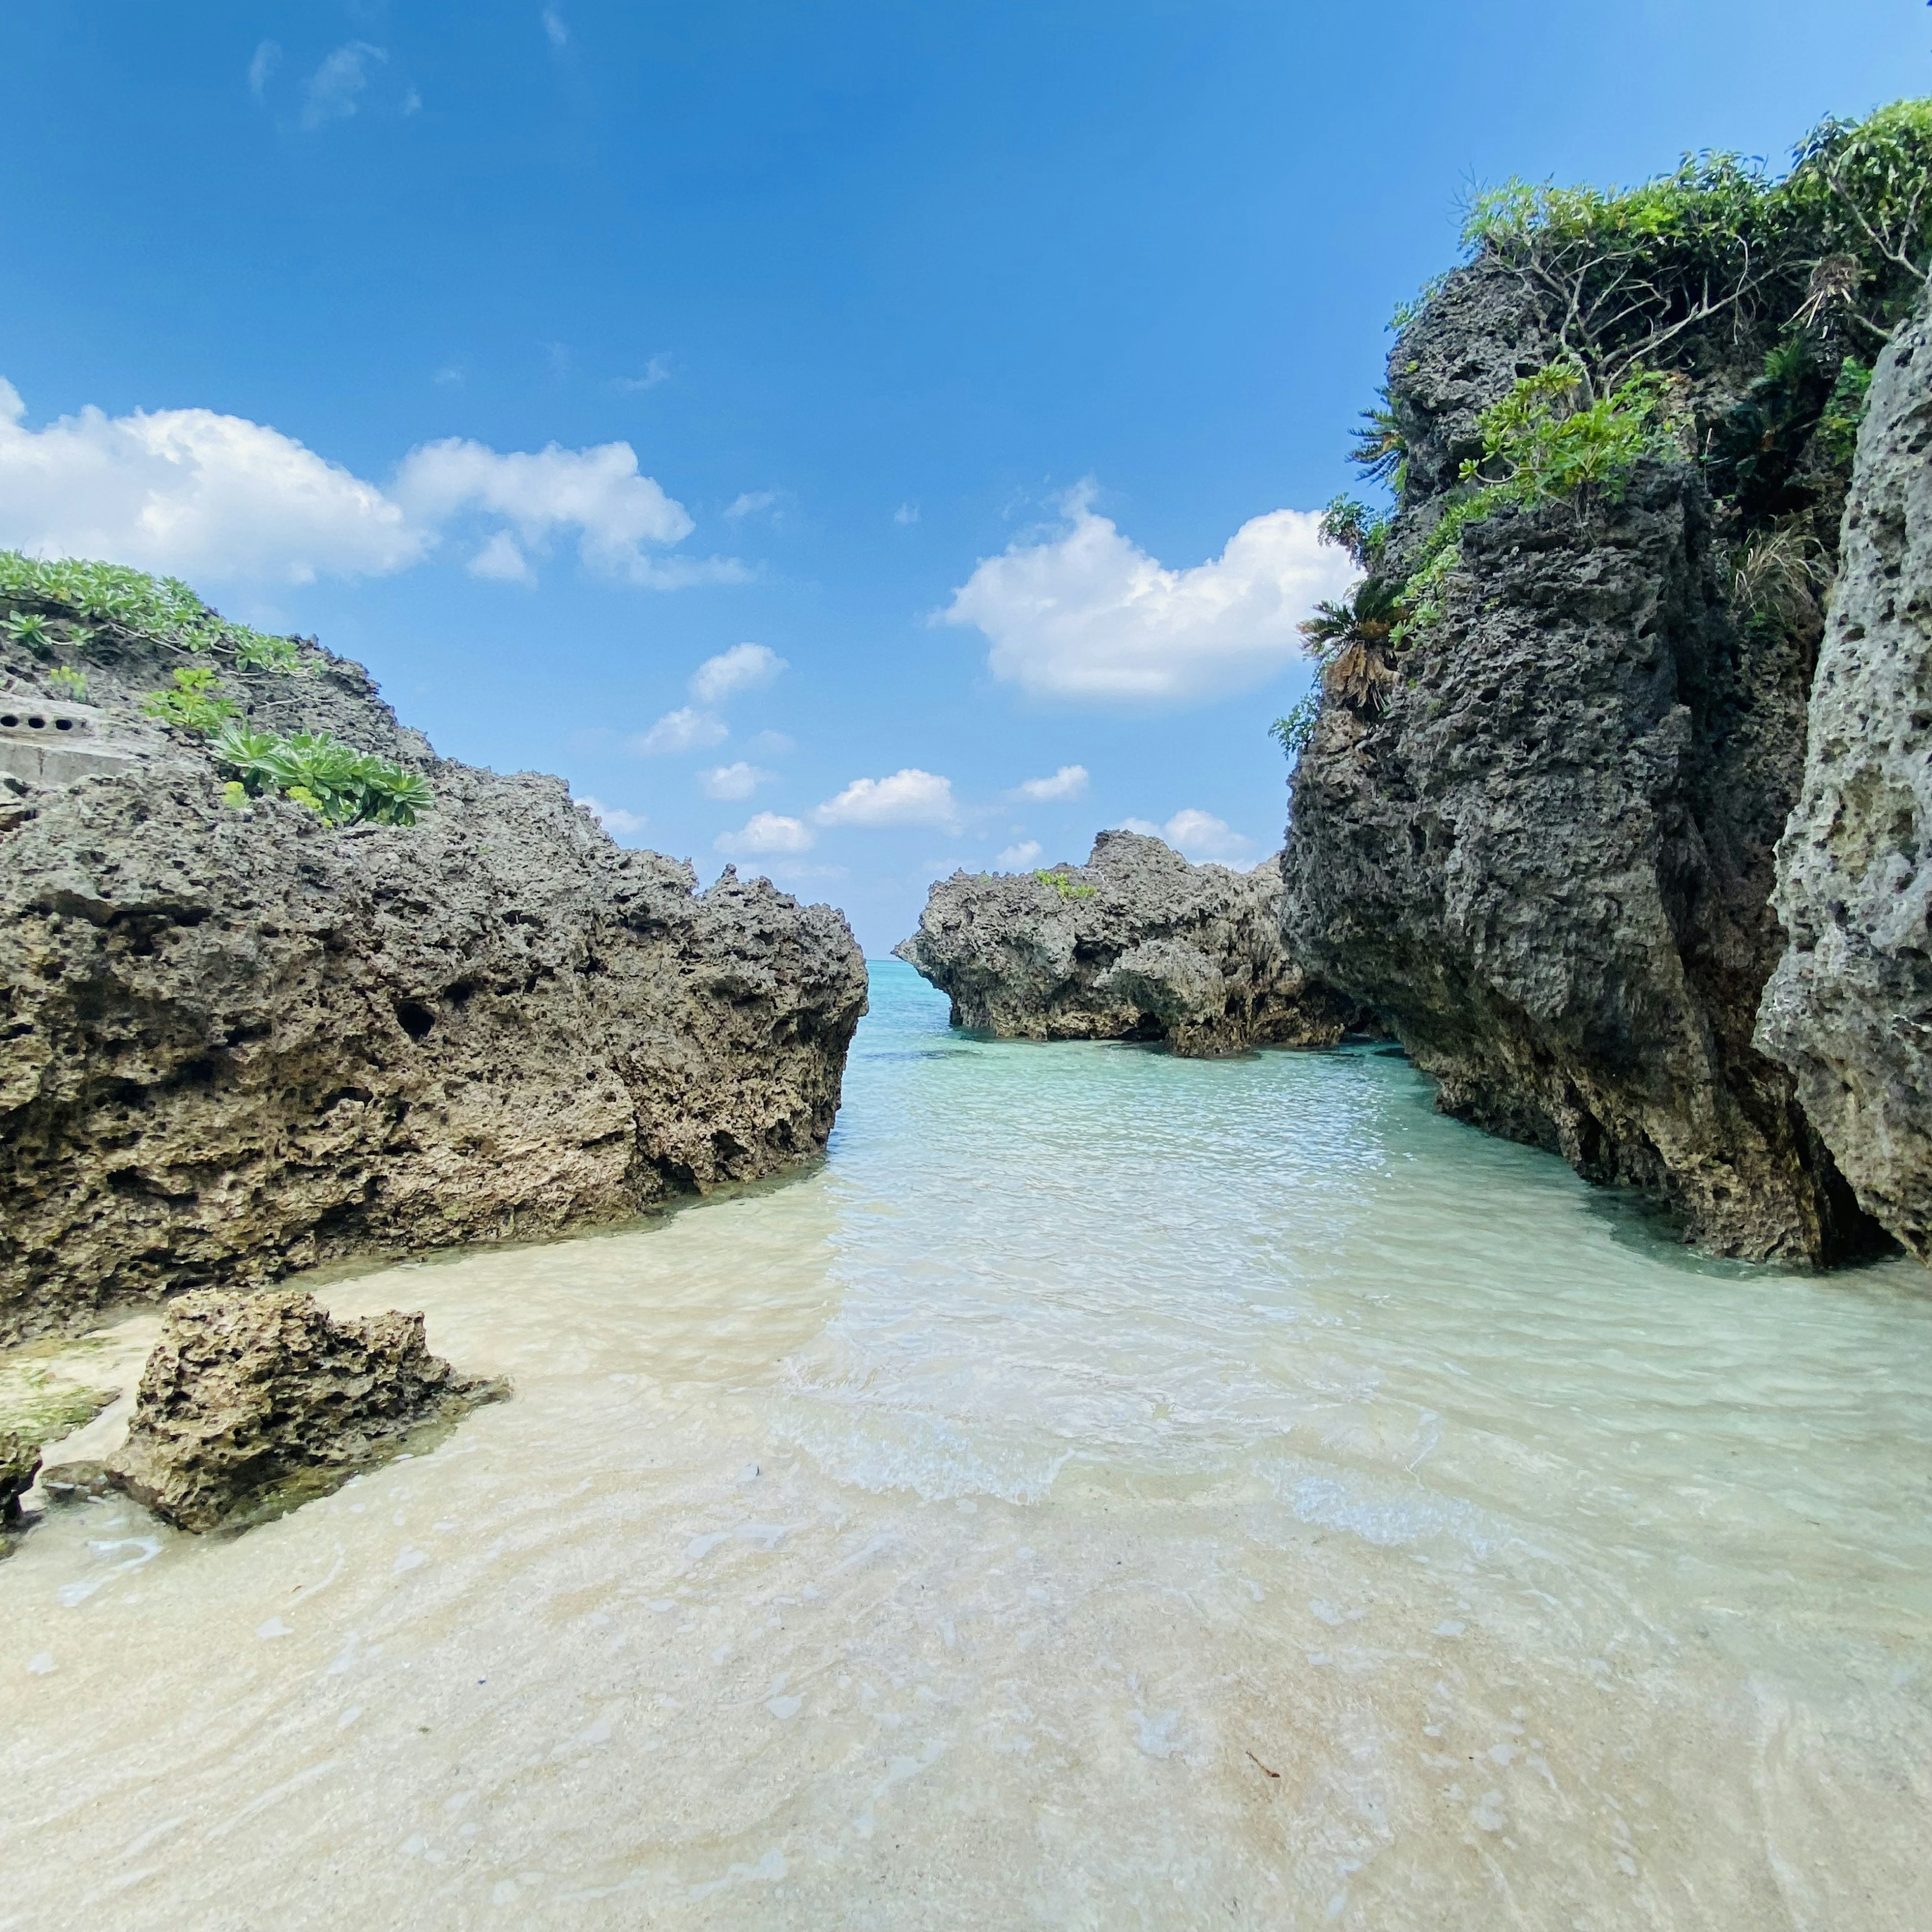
xmin=142 ymin=665 xmax=242 ymax=734
xmin=211 ymin=723 xmax=434 ymax=827
xmin=0 ymin=550 xmax=304 ymax=672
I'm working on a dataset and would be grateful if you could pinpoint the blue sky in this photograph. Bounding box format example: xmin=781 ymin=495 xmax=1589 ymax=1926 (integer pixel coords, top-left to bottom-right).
xmin=0 ymin=2 xmax=1924 ymax=949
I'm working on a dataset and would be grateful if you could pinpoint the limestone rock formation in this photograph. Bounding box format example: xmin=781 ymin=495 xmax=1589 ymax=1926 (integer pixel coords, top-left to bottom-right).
xmin=0 ymin=595 xmax=868 ymax=1341
xmin=1281 ymin=261 xmax=1877 ymax=1263
xmin=896 ymin=831 xmax=1359 ymax=1056
xmin=107 ymin=1289 xmax=500 ymax=1531
xmin=1757 ymin=298 xmax=1932 ymax=1262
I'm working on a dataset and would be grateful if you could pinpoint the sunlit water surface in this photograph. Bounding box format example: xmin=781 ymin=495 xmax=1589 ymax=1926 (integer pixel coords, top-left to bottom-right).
xmin=5 ymin=962 xmax=1929 ymax=1930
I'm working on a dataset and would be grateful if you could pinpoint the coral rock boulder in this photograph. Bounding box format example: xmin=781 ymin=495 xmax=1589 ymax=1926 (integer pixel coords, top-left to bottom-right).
xmin=896 ymin=831 xmax=1359 ymax=1057
xmin=0 ymin=602 xmax=868 ymax=1340
xmin=107 ymin=1289 xmax=502 ymax=1532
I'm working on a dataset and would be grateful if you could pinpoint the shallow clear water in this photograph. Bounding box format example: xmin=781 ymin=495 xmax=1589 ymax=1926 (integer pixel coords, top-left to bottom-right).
xmin=5 ymin=961 xmax=1930 ymax=1930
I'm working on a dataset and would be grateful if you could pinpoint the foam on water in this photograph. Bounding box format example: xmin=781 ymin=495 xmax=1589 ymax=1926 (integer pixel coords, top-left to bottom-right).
xmin=3 ymin=961 xmax=1928 ymax=1928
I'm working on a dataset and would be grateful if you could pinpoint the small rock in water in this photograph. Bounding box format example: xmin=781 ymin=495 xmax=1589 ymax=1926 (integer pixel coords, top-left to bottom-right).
xmin=38 ymin=1460 xmax=112 ymax=1506
xmin=106 ymin=1289 xmax=508 ymax=1534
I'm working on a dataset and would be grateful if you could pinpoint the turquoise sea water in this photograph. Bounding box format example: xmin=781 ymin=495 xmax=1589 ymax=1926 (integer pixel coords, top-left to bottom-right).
xmin=4 ymin=961 xmax=1929 ymax=1928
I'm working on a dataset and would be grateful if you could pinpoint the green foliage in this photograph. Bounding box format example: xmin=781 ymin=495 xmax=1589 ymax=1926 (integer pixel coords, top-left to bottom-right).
xmin=1784 ymin=100 xmax=1932 ymax=297
xmin=142 ymin=665 xmax=242 ymax=734
xmin=1348 ymin=397 xmax=1408 ymax=492
xmin=1704 ymin=331 xmax=1830 ymax=508
xmin=3 ymin=611 xmax=56 ymax=656
xmin=1461 ymin=360 xmax=1679 ymax=505
xmin=1817 ymin=357 xmax=1874 ymax=466
xmin=1033 ymin=868 xmax=1097 ymax=901
xmin=1455 ymin=100 xmax=1932 ymax=389
xmin=211 ymin=723 xmax=434 ymax=827
xmin=1318 ymin=494 xmax=1391 ymax=568
xmin=0 ymin=550 xmax=304 ymax=672
xmin=1300 ymin=572 xmax=1404 ymax=656
xmin=1270 ymin=693 xmax=1321 ymax=760
xmin=45 ymin=665 xmax=88 ymax=702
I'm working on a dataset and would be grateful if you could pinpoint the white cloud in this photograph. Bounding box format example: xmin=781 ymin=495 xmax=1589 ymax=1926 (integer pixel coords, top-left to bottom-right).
xmin=699 ymin=761 xmax=776 ymax=800
xmin=248 ymin=40 xmax=281 ymax=104
xmin=689 ymin=642 xmax=786 ymax=703
xmin=1014 ymin=763 xmax=1088 ymax=802
xmin=0 ymin=378 xmax=421 ymax=584
xmin=468 ymin=529 xmax=534 ymax=584
xmin=725 ymin=491 xmax=778 ymax=522
xmin=302 ymin=42 xmax=385 ymax=129
xmin=632 ymin=707 xmax=728 ymax=756
xmin=942 ymin=482 xmax=1354 ymax=704
xmin=394 ymin=436 xmax=696 ymax=582
xmin=578 ymin=795 xmax=647 ymax=839
xmin=1118 ymin=809 xmax=1257 ymax=864
xmin=0 ymin=378 xmax=732 ymax=591
xmin=894 ymin=503 xmax=920 ymax=525
xmin=715 ymin=812 xmax=815 ymax=855
xmin=996 ymin=839 xmax=1043 ymax=869
xmin=751 ymin=729 xmax=795 ymax=754
xmin=541 ymin=7 xmax=570 ymax=48
xmin=815 ymin=768 xmax=958 ymax=832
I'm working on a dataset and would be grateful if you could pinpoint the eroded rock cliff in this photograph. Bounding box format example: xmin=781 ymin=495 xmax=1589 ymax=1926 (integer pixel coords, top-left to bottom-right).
xmin=897 ymin=830 xmax=1358 ymax=1056
xmin=1280 ymin=264 xmax=1902 ymax=1254
xmin=1758 ymin=296 xmax=1932 ymax=1262
xmin=0 ymin=587 xmax=867 ymax=1340
xmin=1282 ymin=449 xmax=1868 ymax=1259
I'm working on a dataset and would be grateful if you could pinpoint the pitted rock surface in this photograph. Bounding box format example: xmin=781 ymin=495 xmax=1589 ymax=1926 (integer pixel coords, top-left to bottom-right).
xmin=107 ymin=1289 xmax=500 ymax=1531
xmin=1281 ymin=260 xmax=1878 ymax=1262
xmin=0 ymin=618 xmax=867 ymax=1340
xmin=896 ymin=831 xmax=1358 ymax=1057
xmin=1758 ymin=296 xmax=1932 ymax=1263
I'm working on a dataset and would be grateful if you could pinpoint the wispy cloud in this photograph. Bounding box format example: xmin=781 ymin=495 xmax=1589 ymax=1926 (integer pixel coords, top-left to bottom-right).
xmin=690 ymin=642 xmax=786 ymax=703
xmin=1117 ymin=809 xmax=1257 ymax=864
xmin=541 ymin=7 xmax=570 ymax=49
xmin=301 ymin=41 xmax=386 ymax=130
xmin=715 ymin=812 xmax=815 ymax=856
xmin=631 ymin=707 xmax=728 ymax=756
xmin=724 ymin=491 xmax=779 ymax=522
xmin=996 ymin=839 xmax=1043 ymax=869
xmin=248 ymin=40 xmax=281 ymax=105
xmin=815 ymin=769 xmax=958 ymax=833
xmin=1013 ymin=764 xmax=1088 ymax=802
xmin=612 ymin=356 xmax=672 ymax=394
xmin=894 ymin=503 xmax=920 ymax=526
xmin=699 ymin=762 xmax=776 ymax=800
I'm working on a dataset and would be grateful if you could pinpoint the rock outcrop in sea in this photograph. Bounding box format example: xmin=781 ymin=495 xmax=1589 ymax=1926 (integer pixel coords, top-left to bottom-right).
xmin=896 ymin=830 xmax=1359 ymax=1056
xmin=1276 ymin=110 xmax=1932 ymax=1262
xmin=1757 ymin=294 xmax=1932 ymax=1262
xmin=107 ymin=1289 xmax=501 ymax=1531
xmin=0 ymin=577 xmax=868 ymax=1341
